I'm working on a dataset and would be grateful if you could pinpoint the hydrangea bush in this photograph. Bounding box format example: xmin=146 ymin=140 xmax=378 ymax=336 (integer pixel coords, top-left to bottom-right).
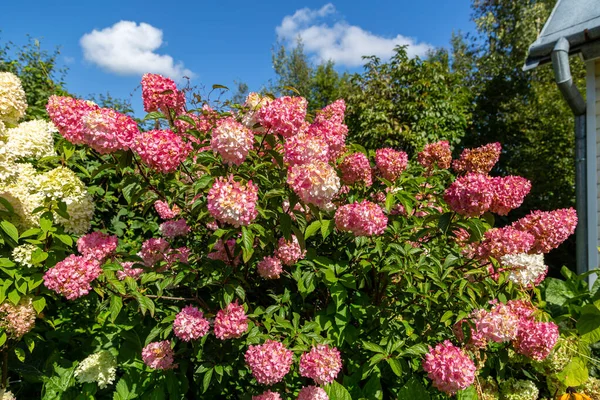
xmin=0 ymin=72 xmax=598 ymax=399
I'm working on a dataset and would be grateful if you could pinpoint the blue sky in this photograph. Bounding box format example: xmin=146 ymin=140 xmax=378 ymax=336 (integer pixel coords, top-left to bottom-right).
xmin=2 ymin=1 xmax=474 ymax=114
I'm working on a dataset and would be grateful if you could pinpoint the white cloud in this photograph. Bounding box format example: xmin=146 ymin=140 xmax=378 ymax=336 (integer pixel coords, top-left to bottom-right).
xmin=276 ymin=4 xmax=432 ymax=67
xmin=80 ymin=21 xmax=193 ymax=80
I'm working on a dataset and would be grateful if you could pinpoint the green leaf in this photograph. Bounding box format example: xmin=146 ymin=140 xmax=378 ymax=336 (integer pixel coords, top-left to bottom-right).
xmin=53 ymin=234 xmax=73 ymax=246
xmin=144 ymin=111 xmax=166 ymax=121
xmin=305 ymin=221 xmax=321 ymax=239
xmin=456 ymin=385 xmax=477 ymax=400
xmin=114 ymin=378 xmax=136 ymax=400
xmin=577 ymin=304 xmax=600 ymax=343
xmin=362 ymin=341 xmax=386 ymax=353
xmin=0 ymin=332 xmax=6 ymax=347
xmin=398 ymin=377 xmax=430 ymax=400
xmin=202 ymin=368 xmax=213 ymax=393
xmin=32 ymin=296 xmax=46 ymax=314
xmin=14 ymin=347 xmax=25 ymax=362
xmin=321 ymin=219 xmax=334 ymax=239
xmin=7 ymin=289 xmax=20 ymax=305
xmin=0 ymin=220 xmax=19 ymax=243
xmin=212 ymin=84 xmax=229 ymax=90
xmin=556 ymin=357 xmax=588 ymax=387
xmin=110 ymin=295 xmax=123 ymax=322
xmin=39 ymin=213 xmax=53 ymax=233
xmin=323 ymin=381 xmax=352 ymax=400
xmin=387 ymin=358 xmax=403 ymax=376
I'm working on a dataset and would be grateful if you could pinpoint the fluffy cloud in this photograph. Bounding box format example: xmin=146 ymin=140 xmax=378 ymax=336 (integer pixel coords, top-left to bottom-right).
xmin=80 ymin=21 xmax=193 ymax=80
xmin=276 ymin=4 xmax=432 ymax=67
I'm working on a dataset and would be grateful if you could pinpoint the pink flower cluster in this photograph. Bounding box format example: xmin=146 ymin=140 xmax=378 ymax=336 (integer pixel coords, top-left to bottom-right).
xmin=173 ymin=305 xmax=210 ymax=342
xmin=464 ymin=302 xmax=520 ymax=346
xmin=375 ymin=148 xmax=408 ymax=182
xmin=245 ymin=340 xmax=294 ymax=385
xmin=252 ymin=391 xmax=281 ymax=400
xmin=141 ymin=73 xmax=185 ymax=114
xmin=511 ymin=208 xmax=578 ymax=253
xmin=77 ymin=231 xmax=118 ymax=262
xmin=208 ymin=238 xmax=240 ymax=266
xmin=287 ymin=161 xmax=340 ymax=208
xmin=307 ymin=100 xmax=348 ymax=161
xmin=141 ymin=340 xmax=176 ymax=370
xmin=513 ymin=320 xmax=559 ymax=361
xmin=214 ymin=302 xmax=248 ymax=340
xmin=154 ymin=200 xmax=181 ymax=220
xmin=298 ymin=386 xmax=329 ymax=400
xmin=335 ymin=201 xmax=388 ymax=237
xmin=46 ymin=95 xmax=99 ymax=144
xmin=159 ymin=219 xmax=190 ymax=238
xmin=133 ymin=129 xmax=192 ymax=173
xmin=116 ymin=261 xmax=144 ymax=281
xmin=274 ymin=235 xmax=306 ymax=266
xmin=0 ymin=299 xmax=36 ymax=338
xmin=444 ymin=174 xmax=530 ymax=217
xmin=43 ymin=255 xmax=102 ymax=300
xmin=257 ymin=256 xmax=283 ymax=279
xmin=207 ymin=175 xmax=258 ymax=227
xmin=138 ymin=238 xmax=170 ymax=267
xmin=339 ymin=152 xmax=372 ymax=186
xmin=418 ymin=141 xmax=452 ymax=172
xmin=474 ymin=227 xmax=535 ymax=260
xmin=175 ymin=105 xmax=219 ymax=134
xmin=422 ymin=341 xmax=476 ymax=395
xmin=258 ymin=96 xmax=307 ymax=137
xmin=81 ymin=108 xmax=139 ymax=154
xmin=283 ymin=133 xmax=329 ymax=166
xmin=453 ymin=142 xmax=501 ymax=174
xmin=211 ymin=117 xmax=254 ymax=165
xmin=299 ymin=344 xmax=342 ymax=385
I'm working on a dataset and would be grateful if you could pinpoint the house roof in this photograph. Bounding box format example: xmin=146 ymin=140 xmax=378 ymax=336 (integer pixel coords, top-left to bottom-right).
xmin=524 ymin=0 xmax=600 ymax=70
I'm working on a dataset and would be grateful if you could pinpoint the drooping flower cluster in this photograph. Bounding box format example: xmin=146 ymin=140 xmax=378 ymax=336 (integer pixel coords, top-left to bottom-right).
xmin=257 ymin=256 xmax=283 ymax=279
xmin=0 ymin=297 xmax=36 ymax=338
xmin=138 ymin=238 xmax=170 ymax=267
xmin=133 ymin=129 xmax=192 ymax=173
xmin=81 ymin=107 xmax=139 ymax=153
xmin=511 ymin=208 xmax=578 ymax=253
xmin=513 ymin=319 xmax=559 ymax=361
xmin=11 ymin=244 xmax=42 ymax=268
xmin=245 ymin=340 xmax=294 ymax=385
xmin=43 ymin=255 xmax=102 ymax=300
xmin=297 ymin=386 xmax=329 ymax=400
xmin=214 ymin=302 xmax=248 ymax=340
xmin=417 ymin=140 xmax=452 ymax=172
xmin=46 ymin=95 xmax=99 ymax=144
xmin=274 ymin=235 xmax=306 ymax=266
xmin=472 ymin=302 xmax=520 ymax=344
xmin=339 ymin=152 xmax=372 ymax=186
xmin=0 ymin=72 xmax=27 ymax=124
xmin=287 ymin=161 xmax=340 ymax=208
xmin=173 ymin=305 xmax=210 ymax=341
xmin=211 ymin=117 xmax=254 ymax=165
xmin=499 ymin=378 xmax=539 ymax=400
xmin=308 ymin=99 xmax=348 ymax=160
xmin=335 ymin=200 xmax=388 ymax=236
xmin=74 ymin=350 xmax=117 ymax=389
xmin=299 ymin=344 xmax=343 ymax=385
xmin=489 ymin=176 xmax=532 ymax=216
xmin=141 ymin=340 xmax=176 ymax=370
xmin=501 ymin=253 xmax=547 ymax=287
xmin=252 ymin=391 xmax=282 ymax=400
xmin=5 ymin=120 xmax=57 ymax=160
xmin=283 ymin=132 xmax=329 ymax=166
xmin=77 ymin=231 xmax=118 ymax=262
xmin=422 ymin=341 xmax=476 ymax=395
xmin=154 ymin=200 xmax=181 ymax=220
xmin=208 ymin=238 xmax=240 ymax=266
xmin=453 ymin=142 xmax=501 ymax=174
xmin=257 ymin=96 xmax=307 ymax=137
xmin=375 ymin=148 xmax=408 ymax=181
xmin=141 ymin=73 xmax=185 ymax=114
xmin=116 ymin=261 xmax=144 ymax=281
xmin=207 ymin=175 xmax=258 ymax=227
xmin=241 ymin=92 xmax=272 ymax=132
xmin=159 ymin=218 xmax=190 ymax=238
xmin=474 ymin=227 xmax=535 ymax=260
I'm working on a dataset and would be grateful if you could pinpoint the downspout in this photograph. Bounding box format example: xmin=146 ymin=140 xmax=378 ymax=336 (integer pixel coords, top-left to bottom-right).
xmin=551 ymin=37 xmax=588 ymax=275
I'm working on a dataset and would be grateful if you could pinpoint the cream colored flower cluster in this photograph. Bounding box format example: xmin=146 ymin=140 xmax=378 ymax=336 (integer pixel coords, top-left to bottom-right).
xmin=1 ymin=165 xmax=94 ymax=234
xmin=0 ymin=72 xmax=27 ymax=124
xmin=12 ymin=243 xmax=42 ymax=268
xmin=5 ymin=119 xmax=57 ymax=160
xmin=74 ymin=350 xmax=117 ymax=389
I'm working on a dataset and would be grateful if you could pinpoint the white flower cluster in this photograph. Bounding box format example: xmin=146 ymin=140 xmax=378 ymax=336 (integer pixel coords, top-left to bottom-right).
xmin=0 ymin=72 xmax=27 ymax=124
xmin=1 ymin=389 xmax=16 ymax=400
xmin=74 ymin=350 xmax=117 ymax=389
xmin=500 ymin=253 xmax=546 ymax=287
xmin=12 ymin=244 xmax=42 ymax=268
xmin=500 ymin=379 xmax=539 ymax=400
xmin=0 ymin=165 xmax=94 ymax=234
xmin=5 ymin=120 xmax=57 ymax=160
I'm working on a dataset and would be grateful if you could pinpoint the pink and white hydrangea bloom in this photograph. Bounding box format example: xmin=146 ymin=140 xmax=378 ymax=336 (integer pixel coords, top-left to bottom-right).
xmin=141 ymin=340 xmax=176 ymax=370
xmin=274 ymin=235 xmax=306 ymax=266
xmin=335 ymin=201 xmax=388 ymax=236
xmin=422 ymin=341 xmax=476 ymax=395
xmin=173 ymin=305 xmax=210 ymax=342
xmin=211 ymin=117 xmax=254 ymax=165
xmin=214 ymin=302 xmax=248 ymax=340
xmin=245 ymin=340 xmax=293 ymax=385
xmin=257 ymin=256 xmax=283 ymax=279
xmin=207 ymin=176 xmax=258 ymax=227
xmin=299 ymin=344 xmax=343 ymax=385
xmin=287 ymin=161 xmax=340 ymax=208
xmin=43 ymin=255 xmax=102 ymax=300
